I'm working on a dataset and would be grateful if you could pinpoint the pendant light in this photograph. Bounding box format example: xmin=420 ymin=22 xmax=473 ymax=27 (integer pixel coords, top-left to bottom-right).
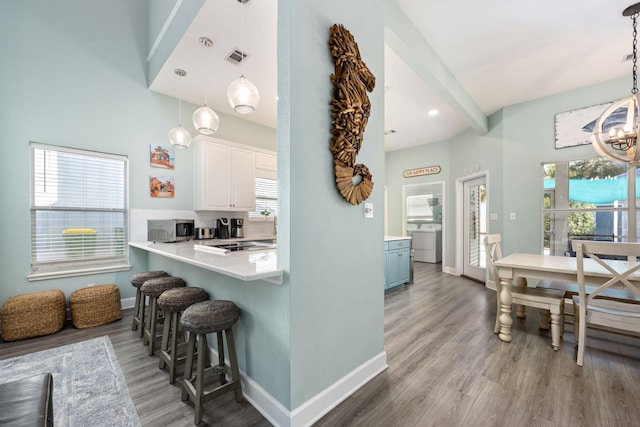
xmin=168 ymin=69 xmax=192 ymax=149
xmin=192 ymin=37 xmax=220 ymax=134
xmin=591 ymin=2 xmax=640 ymax=164
xmin=227 ymin=0 xmax=259 ymax=114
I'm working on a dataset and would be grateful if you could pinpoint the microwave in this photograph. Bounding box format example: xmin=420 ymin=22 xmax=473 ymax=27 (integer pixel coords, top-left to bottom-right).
xmin=147 ymin=219 xmax=194 ymax=243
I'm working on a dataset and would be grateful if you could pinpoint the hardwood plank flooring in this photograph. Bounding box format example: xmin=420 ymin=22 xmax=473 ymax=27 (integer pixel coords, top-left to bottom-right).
xmin=3 ymin=262 xmax=640 ymax=426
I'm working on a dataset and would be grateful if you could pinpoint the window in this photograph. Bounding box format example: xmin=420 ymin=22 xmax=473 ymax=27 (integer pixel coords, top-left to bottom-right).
xmin=542 ymin=158 xmax=639 ymax=256
xmin=249 ymin=177 xmax=278 ymax=220
xmin=29 ymin=142 xmax=129 ymax=279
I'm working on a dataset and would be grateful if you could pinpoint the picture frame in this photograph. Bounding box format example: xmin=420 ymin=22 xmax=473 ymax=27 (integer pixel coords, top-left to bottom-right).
xmin=149 ymin=145 xmax=175 ymax=169
xmin=149 ymin=176 xmax=175 ymax=198
xmin=554 ymin=101 xmax=613 ymax=149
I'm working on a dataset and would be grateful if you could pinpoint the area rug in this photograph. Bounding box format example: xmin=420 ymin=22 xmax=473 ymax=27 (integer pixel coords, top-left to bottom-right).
xmin=0 ymin=336 xmax=140 ymax=426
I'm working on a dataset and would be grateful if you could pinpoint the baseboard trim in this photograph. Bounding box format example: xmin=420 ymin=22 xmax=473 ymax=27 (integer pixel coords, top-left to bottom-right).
xmin=443 ymin=266 xmax=458 ymax=276
xmin=289 ymin=351 xmax=388 ymax=427
xmin=121 ymin=297 xmax=135 ymax=310
xmin=206 ymin=346 xmax=387 ymax=427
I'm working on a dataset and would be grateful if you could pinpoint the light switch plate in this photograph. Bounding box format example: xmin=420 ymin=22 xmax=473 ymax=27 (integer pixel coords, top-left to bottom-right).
xmin=509 ymin=212 xmax=516 ymax=220
xmin=364 ymin=202 xmax=373 ymax=219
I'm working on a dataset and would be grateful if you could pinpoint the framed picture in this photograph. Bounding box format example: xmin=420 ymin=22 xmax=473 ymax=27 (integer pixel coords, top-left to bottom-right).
xmin=554 ymin=101 xmax=613 ymax=149
xmin=149 ymin=145 xmax=175 ymax=169
xmin=149 ymin=176 xmax=175 ymax=198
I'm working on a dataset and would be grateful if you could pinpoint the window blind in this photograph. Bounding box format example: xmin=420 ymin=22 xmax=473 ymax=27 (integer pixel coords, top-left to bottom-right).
xmin=30 ymin=142 xmax=129 ymax=276
xmin=249 ymin=177 xmax=278 ymax=219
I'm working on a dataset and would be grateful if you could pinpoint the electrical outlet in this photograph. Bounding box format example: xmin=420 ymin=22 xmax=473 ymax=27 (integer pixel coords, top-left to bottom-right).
xmin=509 ymin=212 xmax=516 ymax=220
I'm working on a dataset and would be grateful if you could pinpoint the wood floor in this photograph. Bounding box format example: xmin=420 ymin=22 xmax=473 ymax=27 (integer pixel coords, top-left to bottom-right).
xmin=3 ymin=262 xmax=640 ymax=426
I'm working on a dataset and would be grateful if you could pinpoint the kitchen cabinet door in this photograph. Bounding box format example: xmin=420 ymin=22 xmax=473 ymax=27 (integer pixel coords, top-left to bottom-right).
xmin=194 ymin=138 xmax=256 ymax=211
xmin=384 ymin=239 xmax=411 ymax=290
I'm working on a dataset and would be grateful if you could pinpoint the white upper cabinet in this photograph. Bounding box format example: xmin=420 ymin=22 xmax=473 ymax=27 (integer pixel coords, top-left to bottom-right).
xmin=194 ymin=136 xmax=256 ymax=211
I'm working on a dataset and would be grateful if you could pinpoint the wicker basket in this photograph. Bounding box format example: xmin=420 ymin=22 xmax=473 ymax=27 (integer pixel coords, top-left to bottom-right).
xmin=70 ymin=284 xmax=122 ymax=329
xmin=0 ymin=290 xmax=66 ymax=341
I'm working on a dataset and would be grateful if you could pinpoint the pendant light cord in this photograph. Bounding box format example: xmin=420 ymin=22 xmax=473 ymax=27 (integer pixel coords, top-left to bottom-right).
xmin=633 ymin=13 xmax=638 ymax=94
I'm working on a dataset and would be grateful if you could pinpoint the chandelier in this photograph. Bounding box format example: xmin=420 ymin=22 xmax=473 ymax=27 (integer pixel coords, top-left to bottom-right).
xmin=592 ymin=2 xmax=640 ymax=164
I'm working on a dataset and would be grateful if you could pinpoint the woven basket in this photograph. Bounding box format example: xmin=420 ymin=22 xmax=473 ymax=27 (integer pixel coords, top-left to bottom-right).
xmin=1 ymin=290 xmax=66 ymax=341
xmin=70 ymin=284 xmax=122 ymax=329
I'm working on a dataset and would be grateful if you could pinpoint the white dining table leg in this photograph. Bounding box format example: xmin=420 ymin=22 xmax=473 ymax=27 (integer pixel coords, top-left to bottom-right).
xmin=498 ymin=275 xmax=513 ymax=342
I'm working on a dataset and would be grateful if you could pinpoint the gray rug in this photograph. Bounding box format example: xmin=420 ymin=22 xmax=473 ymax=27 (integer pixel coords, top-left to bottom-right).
xmin=0 ymin=336 xmax=140 ymax=426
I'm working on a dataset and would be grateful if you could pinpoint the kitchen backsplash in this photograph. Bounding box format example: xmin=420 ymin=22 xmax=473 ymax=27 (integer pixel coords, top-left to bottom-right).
xmin=129 ymin=209 xmax=276 ymax=242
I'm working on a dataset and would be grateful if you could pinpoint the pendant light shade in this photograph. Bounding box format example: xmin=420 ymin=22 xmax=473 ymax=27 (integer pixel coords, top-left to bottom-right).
xmin=169 ymin=68 xmax=192 ymax=150
xmin=192 ymin=105 xmax=220 ymax=135
xmin=168 ymin=125 xmax=192 ymax=149
xmin=591 ymin=2 xmax=640 ymax=164
xmin=227 ymin=75 xmax=260 ymax=114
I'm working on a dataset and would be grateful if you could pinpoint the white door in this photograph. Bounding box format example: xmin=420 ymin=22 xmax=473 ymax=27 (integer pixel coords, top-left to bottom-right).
xmin=463 ymin=176 xmax=487 ymax=281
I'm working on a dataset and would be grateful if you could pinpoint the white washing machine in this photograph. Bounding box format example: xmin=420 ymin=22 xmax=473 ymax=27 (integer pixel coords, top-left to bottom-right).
xmin=409 ymin=225 xmax=442 ymax=263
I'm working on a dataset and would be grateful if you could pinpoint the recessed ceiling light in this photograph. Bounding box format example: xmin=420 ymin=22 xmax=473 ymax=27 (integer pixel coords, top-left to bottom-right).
xmin=428 ymin=109 xmax=439 ymax=117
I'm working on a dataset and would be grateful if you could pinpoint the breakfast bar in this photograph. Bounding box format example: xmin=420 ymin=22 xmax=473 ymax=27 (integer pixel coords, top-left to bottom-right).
xmin=129 ymin=240 xmax=283 ymax=285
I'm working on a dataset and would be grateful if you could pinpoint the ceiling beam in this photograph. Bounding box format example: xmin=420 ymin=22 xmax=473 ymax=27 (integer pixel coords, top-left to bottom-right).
xmin=384 ymin=0 xmax=488 ymax=135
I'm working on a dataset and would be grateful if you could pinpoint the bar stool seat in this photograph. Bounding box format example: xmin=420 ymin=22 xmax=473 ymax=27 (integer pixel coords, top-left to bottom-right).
xmin=140 ymin=276 xmax=185 ymax=356
xmin=157 ymin=287 xmax=209 ymax=383
xmin=180 ymin=300 xmax=242 ymax=425
xmin=130 ymin=271 xmax=168 ymax=336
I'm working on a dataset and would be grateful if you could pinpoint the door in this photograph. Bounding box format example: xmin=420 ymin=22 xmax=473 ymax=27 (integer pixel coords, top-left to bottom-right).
xmin=463 ymin=176 xmax=487 ymax=281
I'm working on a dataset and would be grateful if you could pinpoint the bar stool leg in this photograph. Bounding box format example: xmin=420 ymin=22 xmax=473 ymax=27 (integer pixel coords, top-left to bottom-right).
xmin=144 ymin=297 xmax=160 ymax=353
xmin=182 ymin=332 xmax=197 ymax=402
xmin=217 ymin=332 xmax=226 ymax=385
xmin=194 ymin=334 xmax=208 ymax=425
xmin=138 ymin=293 xmax=147 ymax=339
xmin=225 ymin=328 xmax=243 ymax=402
xmin=131 ymin=287 xmax=142 ymax=331
xmin=159 ymin=310 xmax=173 ymax=370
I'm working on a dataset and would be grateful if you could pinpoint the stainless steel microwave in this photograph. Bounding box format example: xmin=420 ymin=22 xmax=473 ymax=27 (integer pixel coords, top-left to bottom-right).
xmin=147 ymin=219 xmax=194 ymax=243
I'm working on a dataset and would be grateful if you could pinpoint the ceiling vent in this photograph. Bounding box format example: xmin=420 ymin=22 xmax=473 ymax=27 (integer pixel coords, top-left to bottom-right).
xmin=227 ymin=49 xmax=248 ymax=65
xmin=384 ymin=129 xmax=397 ymax=136
xmin=624 ymin=53 xmax=634 ymax=62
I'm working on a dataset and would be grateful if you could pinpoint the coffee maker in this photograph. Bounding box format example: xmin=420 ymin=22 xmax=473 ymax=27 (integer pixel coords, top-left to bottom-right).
xmin=230 ymin=218 xmax=244 ymax=238
xmin=216 ymin=218 xmax=230 ymax=239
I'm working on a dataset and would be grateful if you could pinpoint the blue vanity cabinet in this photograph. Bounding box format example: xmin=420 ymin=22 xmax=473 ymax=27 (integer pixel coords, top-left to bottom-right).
xmin=384 ymin=238 xmax=411 ymax=290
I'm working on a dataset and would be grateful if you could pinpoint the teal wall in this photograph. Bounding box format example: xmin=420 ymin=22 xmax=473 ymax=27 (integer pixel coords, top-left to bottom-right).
xmin=384 ymin=77 xmax=629 ymax=266
xmin=278 ymin=0 xmax=386 ymax=409
xmin=0 ymin=1 xmax=275 ymax=304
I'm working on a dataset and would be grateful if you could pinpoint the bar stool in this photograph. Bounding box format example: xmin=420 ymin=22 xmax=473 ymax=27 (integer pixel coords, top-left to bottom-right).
xmin=157 ymin=287 xmax=209 ymax=383
xmin=180 ymin=300 xmax=242 ymax=425
xmin=130 ymin=271 xmax=169 ymax=337
xmin=140 ymin=276 xmax=186 ymax=356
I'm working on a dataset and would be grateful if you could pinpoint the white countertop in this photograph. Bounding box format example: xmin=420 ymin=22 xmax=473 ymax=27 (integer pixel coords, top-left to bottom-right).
xmin=384 ymin=235 xmax=412 ymax=241
xmin=129 ymin=238 xmax=283 ymax=285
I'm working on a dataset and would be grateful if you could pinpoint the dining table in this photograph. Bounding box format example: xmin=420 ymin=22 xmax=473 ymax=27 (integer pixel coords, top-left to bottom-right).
xmin=493 ymin=253 xmax=640 ymax=343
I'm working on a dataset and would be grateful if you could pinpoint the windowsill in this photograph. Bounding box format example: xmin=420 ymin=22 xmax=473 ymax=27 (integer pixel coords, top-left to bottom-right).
xmin=248 ymin=217 xmax=275 ymax=222
xmin=27 ymin=264 xmax=132 ymax=281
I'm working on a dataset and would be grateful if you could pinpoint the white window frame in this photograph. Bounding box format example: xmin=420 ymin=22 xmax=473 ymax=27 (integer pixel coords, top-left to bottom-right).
xmin=249 ymin=166 xmax=277 ymax=221
xmin=28 ymin=142 xmax=130 ymax=280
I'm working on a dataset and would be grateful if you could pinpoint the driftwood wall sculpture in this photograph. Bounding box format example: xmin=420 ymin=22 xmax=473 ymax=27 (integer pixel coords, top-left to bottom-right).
xmin=328 ymin=24 xmax=376 ymax=205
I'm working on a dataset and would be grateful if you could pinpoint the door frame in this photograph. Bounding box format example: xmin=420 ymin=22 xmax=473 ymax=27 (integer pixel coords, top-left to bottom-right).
xmin=455 ymin=170 xmax=490 ymax=278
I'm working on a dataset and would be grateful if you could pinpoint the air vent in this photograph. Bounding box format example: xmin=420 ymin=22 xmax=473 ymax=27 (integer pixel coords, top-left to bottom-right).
xmin=384 ymin=129 xmax=397 ymax=136
xmin=227 ymin=49 xmax=248 ymax=65
xmin=624 ymin=53 xmax=634 ymax=62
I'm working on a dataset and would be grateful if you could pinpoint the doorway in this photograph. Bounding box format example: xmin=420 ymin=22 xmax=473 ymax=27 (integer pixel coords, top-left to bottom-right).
xmin=401 ymin=181 xmax=445 ymax=267
xmin=456 ymin=173 xmax=487 ymax=282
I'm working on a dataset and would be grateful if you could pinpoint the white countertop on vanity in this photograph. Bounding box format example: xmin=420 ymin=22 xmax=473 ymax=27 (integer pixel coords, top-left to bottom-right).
xmin=384 ymin=235 xmax=412 ymax=242
xmin=129 ymin=237 xmax=282 ymax=285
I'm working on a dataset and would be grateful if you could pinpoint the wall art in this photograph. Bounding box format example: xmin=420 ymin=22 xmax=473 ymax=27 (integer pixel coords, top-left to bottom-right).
xmin=328 ymin=23 xmax=376 ymax=205
xmin=149 ymin=175 xmax=174 ymax=198
xmin=149 ymin=145 xmax=175 ymax=169
xmin=554 ymin=101 xmax=613 ymax=149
